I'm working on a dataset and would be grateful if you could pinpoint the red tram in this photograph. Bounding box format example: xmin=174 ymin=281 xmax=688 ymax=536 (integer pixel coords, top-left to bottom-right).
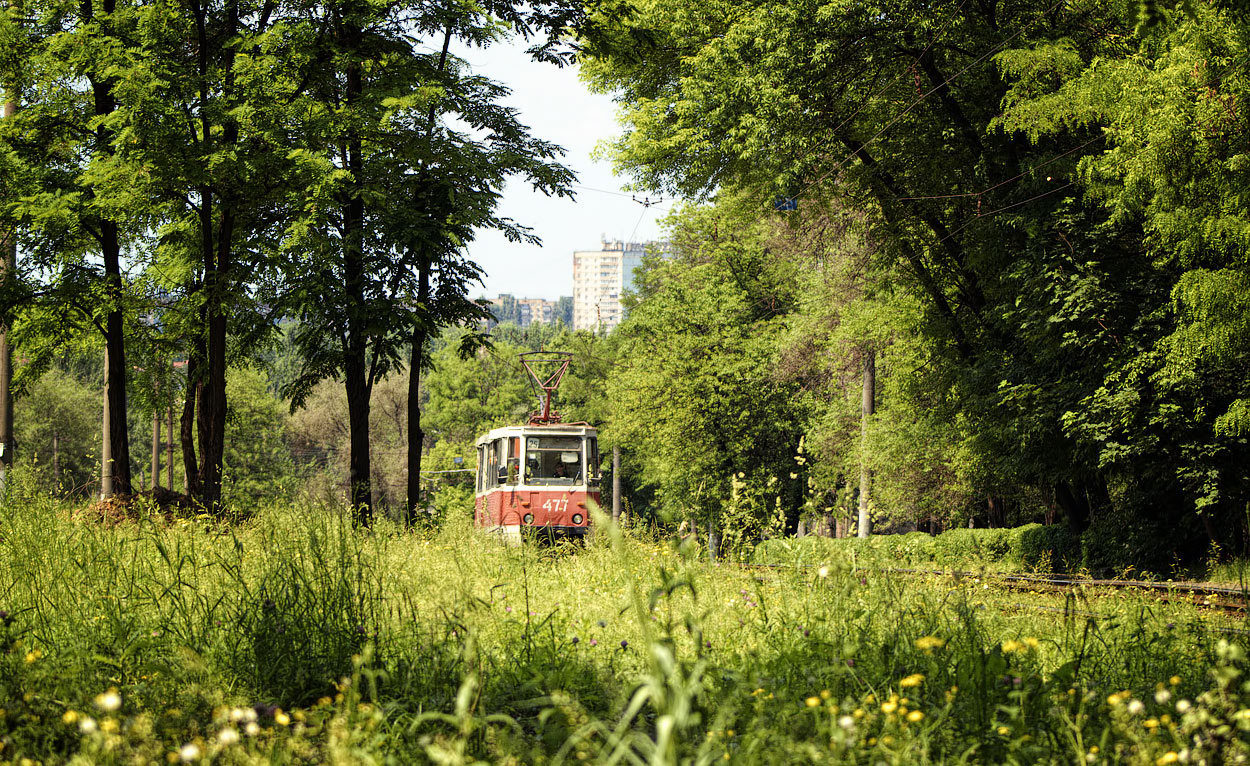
xmin=473 ymin=352 xmax=600 ymax=540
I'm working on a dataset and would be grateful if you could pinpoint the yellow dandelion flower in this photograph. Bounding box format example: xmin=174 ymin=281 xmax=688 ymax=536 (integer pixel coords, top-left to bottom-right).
xmin=24 ymin=649 xmax=42 ymax=664
xmin=1023 ymin=637 xmax=1040 ymax=649
xmin=805 ymin=697 xmax=821 ymax=708
xmin=914 ymin=636 xmax=945 ymax=652
xmin=1169 ymin=676 xmax=1181 ymax=686
xmin=62 ymin=710 xmax=79 ymax=725
xmin=906 ymin=710 xmax=924 ymax=723
xmin=274 ymin=709 xmax=290 ymax=726
xmin=1001 ymin=640 xmax=1024 ymax=653
xmin=1156 ymin=753 xmax=1179 ymax=765
xmin=997 ymin=726 xmax=1010 ymax=736
xmin=880 ymin=701 xmax=898 ymax=714
xmin=1144 ymin=718 xmax=1159 ymax=729
xmin=900 ymin=673 xmax=925 ymax=688
xmin=820 ymin=689 xmax=832 ymax=700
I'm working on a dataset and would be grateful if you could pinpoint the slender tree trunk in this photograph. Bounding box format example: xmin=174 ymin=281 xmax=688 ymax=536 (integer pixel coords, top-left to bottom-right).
xmin=86 ymin=0 xmax=132 ymax=497
xmin=612 ymin=445 xmax=622 ymax=521
xmin=857 ymin=349 xmax=875 ymax=538
xmin=181 ymin=355 xmax=201 ymax=499
xmin=341 ymin=15 xmax=372 ymax=526
xmin=0 ymin=92 xmax=13 ymax=494
xmin=406 ymin=259 xmax=431 ymax=525
xmin=51 ymin=431 xmax=60 ymax=486
xmin=166 ymin=405 xmax=174 ymax=491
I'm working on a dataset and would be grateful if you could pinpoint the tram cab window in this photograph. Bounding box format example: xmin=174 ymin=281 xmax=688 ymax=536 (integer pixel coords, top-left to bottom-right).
xmin=525 ymin=436 xmax=583 ymax=486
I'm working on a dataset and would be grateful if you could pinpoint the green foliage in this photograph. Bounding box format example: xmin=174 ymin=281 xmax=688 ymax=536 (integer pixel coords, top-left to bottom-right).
xmin=221 ymin=366 xmax=297 ymax=507
xmin=13 ymin=368 xmax=100 ymax=496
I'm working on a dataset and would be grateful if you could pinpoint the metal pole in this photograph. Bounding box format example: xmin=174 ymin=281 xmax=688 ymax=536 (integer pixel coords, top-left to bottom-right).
xmin=857 ymin=349 xmax=875 ymax=538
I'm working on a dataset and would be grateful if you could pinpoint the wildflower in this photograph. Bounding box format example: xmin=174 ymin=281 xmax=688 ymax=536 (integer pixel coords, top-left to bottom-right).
xmin=1127 ymin=699 xmax=1145 ymax=715
xmin=820 ymin=689 xmax=832 ymax=700
xmin=620 ymin=640 xmax=628 ymax=650
xmin=245 ymin=722 xmax=260 ymax=737
xmin=274 ymin=709 xmax=290 ymax=726
xmin=101 ymin=718 xmax=119 ymax=733
xmin=24 ymin=649 xmax=42 ymax=664
xmin=1001 ymin=640 xmax=1024 ymax=653
xmin=1169 ymin=676 xmax=1181 ymax=686
xmin=80 ymin=717 xmax=98 ymax=734
xmin=1145 ymin=718 xmax=1159 ymax=730
xmin=94 ymin=690 xmax=122 ymax=712
xmin=1156 ymin=753 xmax=1179 ymax=766
xmin=62 ymin=710 xmax=79 ymax=725
xmin=589 ymin=639 xmax=598 ymax=647
xmin=806 ymin=697 xmax=821 ymax=707
xmin=1176 ymin=700 xmax=1191 ymax=714
xmin=838 ymin=715 xmax=855 ymax=730
xmin=997 ymin=725 xmax=1010 ymax=736
xmin=1107 ymin=692 xmax=1127 ymax=706
xmin=900 ymin=673 xmax=925 ymax=688
xmin=906 ymin=710 xmax=924 ymax=723
xmin=914 ymin=636 xmax=945 ymax=652
xmin=218 ymin=728 xmax=240 ymax=746
xmin=818 ymin=566 xmax=829 ymax=579
xmin=571 ymin=636 xmax=579 ymax=645
xmin=881 ymin=701 xmax=898 ymax=714
xmin=1155 ymin=689 xmax=1172 ymax=704
xmin=179 ymin=743 xmax=201 ymax=762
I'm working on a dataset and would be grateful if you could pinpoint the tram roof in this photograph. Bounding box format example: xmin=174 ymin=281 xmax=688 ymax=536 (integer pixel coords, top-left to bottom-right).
xmin=475 ymin=423 xmax=597 ymax=447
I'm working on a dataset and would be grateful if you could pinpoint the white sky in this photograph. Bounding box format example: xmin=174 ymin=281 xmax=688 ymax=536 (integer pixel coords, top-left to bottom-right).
xmin=455 ymin=39 xmax=671 ymax=301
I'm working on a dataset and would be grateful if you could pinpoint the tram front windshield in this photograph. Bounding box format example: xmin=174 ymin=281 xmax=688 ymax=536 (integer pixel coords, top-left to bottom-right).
xmin=525 ymin=436 xmax=582 ymax=486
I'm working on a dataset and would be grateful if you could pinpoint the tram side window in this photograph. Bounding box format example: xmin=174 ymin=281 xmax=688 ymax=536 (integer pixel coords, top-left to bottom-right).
xmin=586 ymin=437 xmax=600 ymax=483
xmin=525 ymin=436 xmax=582 ymax=485
xmin=476 ymin=446 xmax=486 ymax=492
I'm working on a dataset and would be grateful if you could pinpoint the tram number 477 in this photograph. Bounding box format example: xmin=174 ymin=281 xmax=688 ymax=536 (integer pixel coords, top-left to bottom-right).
xmin=542 ymin=498 xmax=568 ymax=514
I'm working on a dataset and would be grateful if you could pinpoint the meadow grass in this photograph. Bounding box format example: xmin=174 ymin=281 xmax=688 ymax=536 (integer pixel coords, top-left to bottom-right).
xmin=2 ymin=482 xmax=1250 ymax=763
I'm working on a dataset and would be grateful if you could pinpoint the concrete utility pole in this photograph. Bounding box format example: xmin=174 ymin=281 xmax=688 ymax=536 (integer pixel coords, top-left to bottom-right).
xmin=611 ymin=445 xmax=622 ymax=521
xmin=101 ymin=367 xmax=112 ymax=499
xmin=857 ymin=349 xmax=875 ymax=538
xmin=0 ymin=77 xmax=17 ymax=495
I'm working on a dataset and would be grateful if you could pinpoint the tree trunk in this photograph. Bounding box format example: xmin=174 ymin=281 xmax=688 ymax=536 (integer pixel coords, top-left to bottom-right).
xmin=341 ymin=15 xmax=372 ymax=526
xmin=51 ymin=431 xmax=60 ymax=487
xmin=406 ymin=259 xmax=431 ymax=525
xmin=181 ymin=355 xmax=201 ymax=499
xmin=167 ymin=405 xmax=174 ymax=491
xmin=91 ymin=0 xmax=131 ymax=497
xmin=0 ymin=92 xmax=13 ymax=493
xmin=857 ymin=349 xmax=875 ymax=538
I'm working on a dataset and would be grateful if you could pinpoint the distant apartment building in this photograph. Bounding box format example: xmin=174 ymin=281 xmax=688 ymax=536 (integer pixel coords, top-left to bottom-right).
xmin=573 ymin=240 xmax=665 ymax=333
xmin=488 ymin=294 xmax=571 ymax=328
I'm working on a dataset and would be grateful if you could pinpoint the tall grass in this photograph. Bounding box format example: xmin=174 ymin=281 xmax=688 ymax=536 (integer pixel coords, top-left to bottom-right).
xmin=1 ymin=473 xmax=1248 ymax=764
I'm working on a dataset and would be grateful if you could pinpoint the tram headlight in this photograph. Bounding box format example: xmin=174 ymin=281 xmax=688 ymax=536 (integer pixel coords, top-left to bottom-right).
xmin=571 ymin=513 xmax=584 ymax=525
xmin=522 ymin=513 xmax=534 ymax=525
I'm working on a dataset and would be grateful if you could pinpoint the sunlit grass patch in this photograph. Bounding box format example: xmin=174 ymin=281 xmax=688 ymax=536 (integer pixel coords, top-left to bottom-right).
xmin=0 ymin=496 xmax=1248 ymax=763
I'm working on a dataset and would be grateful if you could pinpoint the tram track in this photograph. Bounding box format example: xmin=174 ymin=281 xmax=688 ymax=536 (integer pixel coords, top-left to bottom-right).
xmin=736 ymin=561 xmax=1250 ymax=616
